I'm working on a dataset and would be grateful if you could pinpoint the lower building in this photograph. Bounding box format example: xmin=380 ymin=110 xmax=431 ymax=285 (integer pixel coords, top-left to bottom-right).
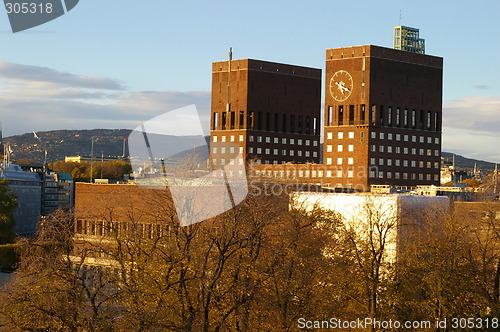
xmin=291 ymin=192 xmax=449 ymax=264
xmin=0 ymin=164 xmax=42 ymax=236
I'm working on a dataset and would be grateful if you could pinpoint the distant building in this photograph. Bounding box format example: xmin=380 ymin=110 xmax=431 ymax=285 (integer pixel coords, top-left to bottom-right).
xmin=394 ymin=26 xmax=425 ymax=54
xmin=0 ymin=164 xmax=42 ymax=236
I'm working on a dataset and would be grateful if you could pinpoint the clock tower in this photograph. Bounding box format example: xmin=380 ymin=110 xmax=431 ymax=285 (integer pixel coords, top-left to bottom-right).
xmin=323 ymin=45 xmax=443 ymax=190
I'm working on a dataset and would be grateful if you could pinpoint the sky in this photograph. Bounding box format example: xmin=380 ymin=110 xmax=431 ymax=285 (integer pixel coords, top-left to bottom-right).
xmin=0 ymin=0 xmax=499 ymax=161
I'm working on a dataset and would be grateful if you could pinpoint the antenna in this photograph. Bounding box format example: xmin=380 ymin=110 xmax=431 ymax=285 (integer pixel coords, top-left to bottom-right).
xmin=227 ymin=47 xmax=232 ymax=113
xmin=399 ymin=9 xmax=402 ymax=25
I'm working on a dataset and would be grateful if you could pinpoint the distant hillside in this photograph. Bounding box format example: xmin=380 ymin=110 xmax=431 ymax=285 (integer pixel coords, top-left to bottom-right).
xmin=441 ymin=151 xmax=496 ymax=172
xmin=4 ymin=129 xmax=131 ymax=163
xmin=3 ymin=129 xmax=496 ymax=171
xmin=4 ymin=129 xmax=210 ymax=164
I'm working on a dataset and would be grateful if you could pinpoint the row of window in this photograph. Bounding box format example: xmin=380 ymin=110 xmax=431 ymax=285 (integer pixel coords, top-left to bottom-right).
xmin=212 ymin=135 xmax=319 ymax=147
xmin=325 ymin=131 xmax=440 ymax=145
xmin=326 ymin=157 xmax=354 ymax=165
xmin=252 ymin=169 xmax=439 ymax=181
xmin=369 ymin=171 xmax=439 ymax=181
xmin=370 ymin=158 xmax=440 ymax=169
xmin=326 ymin=104 xmax=441 ymax=131
xmin=370 ymin=131 xmax=440 ymax=144
xmin=212 ymin=110 xmax=319 ymax=135
xmin=370 ymin=145 xmax=440 ymax=156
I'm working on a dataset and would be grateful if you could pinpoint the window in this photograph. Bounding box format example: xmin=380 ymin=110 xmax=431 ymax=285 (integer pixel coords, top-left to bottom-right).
xmin=404 ymin=135 xmax=409 ymax=142
xmin=396 ymin=108 xmax=400 ymax=126
xmin=274 ymin=137 xmax=279 ymax=144
xmin=338 ymin=106 xmax=344 ymax=125
xmin=427 ymin=111 xmax=432 ymax=129
xmin=404 ymin=109 xmax=408 ymax=127
xmin=306 ymin=140 xmax=310 ymax=146
xmin=370 ymin=171 xmax=376 ymax=178
xmin=239 ymin=147 xmax=243 ymax=153
xmin=213 ymin=112 xmax=219 ymax=130
xmin=395 ymin=159 xmax=400 ymax=166
xmin=327 ymin=106 xmax=333 ymax=126
xmin=411 ymin=161 xmax=416 ymax=167
xmin=327 ymin=132 xmax=333 ymax=140
xmin=239 ymin=135 xmax=244 ymax=141
xmin=404 ymin=148 xmax=408 ymax=154
xmin=326 ymin=170 xmax=332 ymax=177
xmin=378 ymin=171 xmax=384 ymax=179
xmin=419 ymin=148 xmax=424 ymax=155
xmin=371 ymin=105 xmax=376 ymax=125
xmin=395 ymin=147 xmax=401 ymax=154
xmin=337 ymin=145 xmax=343 ymax=152
xmin=411 ymin=109 xmax=416 ymax=128
xmin=387 ymin=146 xmax=392 ymax=153
xmin=338 ymin=132 xmax=344 ymax=139
xmin=435 ymin=150 xmax=440 ymax=156
xmin=327 ymin=145 xmax=333 ymax=152
xmin=380 ymin=132 xmax=384 ymax=139
xmin=395 ymin=172 xmax=400 ymax=179
xmin=282 ymin=150 xmax=286 ymax=156
xmin=403 ymin=173 xmax=408 ymax=179
xmin=264 ymin=148 xmax=269 ymax=154
xmin=221 ymin=136 xmax=226 ymax=142
xmin=249 ymin=135 xmax=254 ymax=142
xmin=348 ymin=145 xmax=354 ymax=152
xmin=289 ymin=150 xmax=294 ymax=156
xmin=313 ymin=140 xmax=318 ymax=146
xmin=282 ymin=138 xmax=287 ymax=144
xmin=371 ymin=131 xmax=377 ymax=139
xmin=347 ymin=170 xmax=354 ymax=178
xmin=265 ymin=137 xmax=270 ymax=143
xmin=348 ymin=132 xmax=354 ymax=139
xmin=403 ymin=160 xmax=408 ymax=167
xmin=387 ymin=159 xmax=392 ymax=166
xmin=411 ymin=148 xmax=416 ymax=155
xmin=387 ymin=172 xmax=392 ymax=179
xmin=326 ymin=158 xmax=332 ymax=165
xmin=336 ymin=170 xmax=343 ymax=177
xmin=256 ymin=148 xmax=261 ymax=154
xmin=249 ymin=147 xmax=254 ymax=153
xmin=212 ymin=147 xmax=217 ymax=153
xmin=257 ymin=136 xmax=262 ymax=143
xmin=379 ymin=158 xmax=384 ymax=165
xmin=370 ymin=158 xmax=376 ymax=165
xmin=420 ymin=136 xmax=424 ymax=143
xmin=297 ymin=151 xmax=302 ymax=156
xmin=230 ymin=147 xmax=235 ymax=153
xmin=379 ymin=146 xmax=384 ymax=153
xmin=396 ymin=134 xmax=401 ymax=141
xmin=229 ymin=135 xmax=234 ymax=142
xmin=388 ymin=133 xmax=392 ymax=140
xmin=427 ymin=137 xmax=432 ymax=144
xmin=337 ymin=158 xmax=343 ymax=165
xmin=412 ymin=135 xmax=417 ymax=142
xmin=387 ymin=107 xmax=392 ymax=126
xmin=313 ymin=151 xmax=318 ymax=157
xmin=371 ymin=145 xmax=376 ymax=152
xmin=213 ymin=136 xmax=218 ymax=142
xmin=435 ymin=137 xmax=440 ymax=144
xmin=274 ymin=149 xmax=278 ymax=155
xmin=348 ymin=157 xmax=354 ymax=165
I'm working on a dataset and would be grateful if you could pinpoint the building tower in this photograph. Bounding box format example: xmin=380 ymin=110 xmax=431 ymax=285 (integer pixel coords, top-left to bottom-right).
xmin=323 ymin=45 xmax=443 ymax=189
xmin=394 ymin=26 xmax=425 ymax=54
xmin=210 ymin=55 xmax=321 ymax=167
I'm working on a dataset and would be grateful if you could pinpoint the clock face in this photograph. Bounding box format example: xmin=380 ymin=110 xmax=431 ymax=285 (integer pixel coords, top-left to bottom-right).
xmin=329 ymin=70 xmax=353 ymax=102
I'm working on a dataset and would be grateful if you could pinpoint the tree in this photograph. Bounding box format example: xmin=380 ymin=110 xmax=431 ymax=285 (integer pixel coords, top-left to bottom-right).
xmin=0 ymin=179 xmax=18 ymax=245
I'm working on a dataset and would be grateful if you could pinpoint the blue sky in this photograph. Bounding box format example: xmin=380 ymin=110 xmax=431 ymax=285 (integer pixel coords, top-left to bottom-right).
xmin=0 ymin=0 xmax=499 ymax=161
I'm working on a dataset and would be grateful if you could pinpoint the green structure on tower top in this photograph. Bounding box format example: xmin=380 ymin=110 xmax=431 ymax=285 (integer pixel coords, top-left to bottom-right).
xmin=394 ymin=25 xmax=425 ymax=54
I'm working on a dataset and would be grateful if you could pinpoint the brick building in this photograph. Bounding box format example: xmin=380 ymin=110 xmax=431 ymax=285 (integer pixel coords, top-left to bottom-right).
xmin=323 ymin=45 xmax=443 ymax=189
xmin=209 ymin=42 xmax=443 ymax=191
xmin=210 ymin=57 xmax=322 ymax=166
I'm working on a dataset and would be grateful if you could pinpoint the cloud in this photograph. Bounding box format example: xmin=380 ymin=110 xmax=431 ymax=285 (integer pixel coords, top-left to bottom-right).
xmin=474 ymin=85 xmax=490 ymax=90
xmin=0 ymin=62 xmax=211 ymax=138
xmin=442 ymin=96 xmax=500 ymax=162
xmin=0 ymin=61 xmax=125 ymax=90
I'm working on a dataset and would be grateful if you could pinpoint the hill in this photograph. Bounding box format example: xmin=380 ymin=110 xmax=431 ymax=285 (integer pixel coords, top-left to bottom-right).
xmin=4 ymin=129 xmax=131 ymax=163
xmin=2 ymin=129 xmax=497 ymax=172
